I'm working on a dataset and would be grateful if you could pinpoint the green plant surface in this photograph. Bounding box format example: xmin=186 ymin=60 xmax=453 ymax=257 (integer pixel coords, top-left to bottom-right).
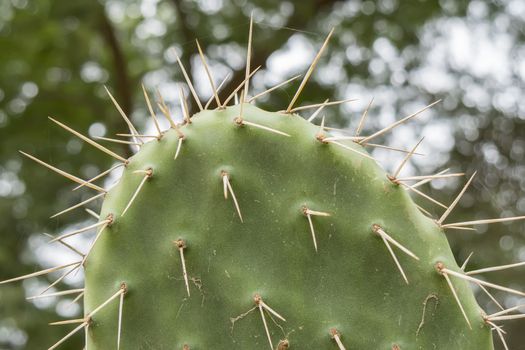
xmin=84 ymin=104 xmax=492 ymax=349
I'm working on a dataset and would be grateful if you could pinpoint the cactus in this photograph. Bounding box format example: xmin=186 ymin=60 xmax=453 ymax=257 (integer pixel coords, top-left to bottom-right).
xmin=2 ymin=19 xmax=525 ymax=350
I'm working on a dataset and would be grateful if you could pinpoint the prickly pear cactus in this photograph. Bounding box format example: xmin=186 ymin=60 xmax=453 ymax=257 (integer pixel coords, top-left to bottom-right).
xmin=85 ymin=103 xmax=495 ymax=350
xmin=3 ymin=21 xmax=525 ymax=350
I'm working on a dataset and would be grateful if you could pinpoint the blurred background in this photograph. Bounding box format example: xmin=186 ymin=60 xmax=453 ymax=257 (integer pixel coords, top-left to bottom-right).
xmin=1 ymin=0 xmax=525 ymax=349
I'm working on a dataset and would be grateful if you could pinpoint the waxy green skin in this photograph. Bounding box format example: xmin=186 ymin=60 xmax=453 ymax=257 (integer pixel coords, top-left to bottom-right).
xmin=85 ymin=104 xmax=492 ymax=349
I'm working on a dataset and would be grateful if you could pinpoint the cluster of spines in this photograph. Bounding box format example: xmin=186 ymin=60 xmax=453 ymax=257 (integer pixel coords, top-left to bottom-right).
xmin=1 ymin=15 xmax=525 ymax=350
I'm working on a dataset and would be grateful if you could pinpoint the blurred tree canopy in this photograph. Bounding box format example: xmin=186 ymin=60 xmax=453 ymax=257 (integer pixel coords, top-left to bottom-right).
xmin=1 ymin=0 xmax=524 ymax=349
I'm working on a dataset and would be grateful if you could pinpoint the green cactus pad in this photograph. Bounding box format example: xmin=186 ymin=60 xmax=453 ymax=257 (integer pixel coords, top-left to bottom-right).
xmin=83 ymin=104 xmax=492 ymax=349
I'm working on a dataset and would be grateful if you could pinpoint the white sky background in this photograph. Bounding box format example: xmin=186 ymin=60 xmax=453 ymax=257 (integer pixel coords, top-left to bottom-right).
xmin=2 ymin=0 xmax=525 ymax=346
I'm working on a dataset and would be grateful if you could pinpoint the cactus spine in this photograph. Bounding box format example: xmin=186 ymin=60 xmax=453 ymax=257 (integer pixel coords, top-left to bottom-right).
xmin=3 ymin=18 xmax=525 ymax=350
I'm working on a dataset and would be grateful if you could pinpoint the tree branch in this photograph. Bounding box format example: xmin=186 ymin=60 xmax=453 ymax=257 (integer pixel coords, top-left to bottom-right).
xmin=171 ymin=0 xmax=198 ymax=113
xmin=98 ymin=6 xmax=133 ymax=117
xmin=96 ymin=4 xmax=134 ymax=157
